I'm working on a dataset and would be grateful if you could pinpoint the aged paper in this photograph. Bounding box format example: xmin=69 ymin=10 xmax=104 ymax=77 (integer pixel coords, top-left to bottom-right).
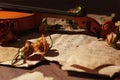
xmin=45 ymin=34 xmax=120 ymax=76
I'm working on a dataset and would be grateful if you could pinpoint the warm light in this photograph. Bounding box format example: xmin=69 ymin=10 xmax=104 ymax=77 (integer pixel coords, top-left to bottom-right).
xmin=0 ymin=11 xmax=33 ymax=19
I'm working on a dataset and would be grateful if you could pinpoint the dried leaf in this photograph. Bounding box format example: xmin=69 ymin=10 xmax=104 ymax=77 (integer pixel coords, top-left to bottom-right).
xmin=0 ymin=32 xmax=46 ymax=67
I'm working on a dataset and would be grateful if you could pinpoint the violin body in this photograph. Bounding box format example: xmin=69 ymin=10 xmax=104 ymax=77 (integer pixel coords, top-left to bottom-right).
xmin=0 ymin=11 xmax=42 ymax=44
xmin=0 ymin=11 xmax=42 ymax=31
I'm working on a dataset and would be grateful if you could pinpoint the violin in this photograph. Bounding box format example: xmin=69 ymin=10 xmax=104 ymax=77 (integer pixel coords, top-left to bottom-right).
xmin=0 ymin=10 xmax=42 ymax=44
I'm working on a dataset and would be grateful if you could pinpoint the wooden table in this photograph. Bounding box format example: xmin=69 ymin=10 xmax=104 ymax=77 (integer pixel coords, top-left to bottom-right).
xmin=0 ymin=60 xmax=119 ymax=80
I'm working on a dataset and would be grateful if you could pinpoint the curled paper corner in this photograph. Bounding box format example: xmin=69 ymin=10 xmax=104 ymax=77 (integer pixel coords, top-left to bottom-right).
xmin=61 ymin=65 xmax=86 ymax=72
xmin=11 ymin=71 xmax=54 ymax=80
xmin=98 ymin=66 xmax=120 ymax=77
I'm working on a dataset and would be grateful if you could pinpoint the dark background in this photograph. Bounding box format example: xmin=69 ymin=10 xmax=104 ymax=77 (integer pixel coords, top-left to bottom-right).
xmin=81 ymin=0 xmax=120 ymax=15
xmin=1 ymin=0 xmax=120 ymax=15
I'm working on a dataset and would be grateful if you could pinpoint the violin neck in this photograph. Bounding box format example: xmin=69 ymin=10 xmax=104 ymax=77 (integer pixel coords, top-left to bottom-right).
xmin=0 ymin=2 xmax=86 ymax=18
